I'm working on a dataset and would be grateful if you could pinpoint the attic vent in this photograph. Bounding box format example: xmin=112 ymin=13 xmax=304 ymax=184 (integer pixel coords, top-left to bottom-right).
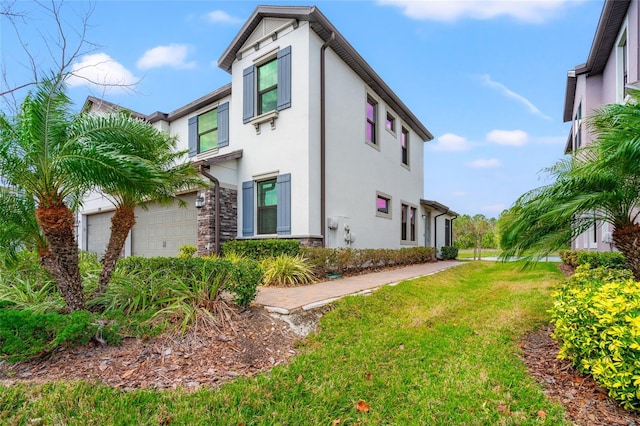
xmin=244 ymin=18 xmax=292 ymax=47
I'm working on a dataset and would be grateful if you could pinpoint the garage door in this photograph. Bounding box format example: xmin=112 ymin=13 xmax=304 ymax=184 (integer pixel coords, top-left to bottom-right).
xmin=86 ymin=211 xmax=114 ymax=259
xmin=132 ymin=193 xmax=198 ymax=257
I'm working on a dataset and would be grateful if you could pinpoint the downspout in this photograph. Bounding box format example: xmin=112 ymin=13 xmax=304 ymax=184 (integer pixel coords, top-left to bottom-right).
xmin=320 ymin=32 xmax=335 ymax=248
xmin=199 ymin=165 xmax=221 ymax=255
xmin=434 ymin=211 xmax=447 ymax=255
xmin=450 ymin=215 xmax=458 ymax=247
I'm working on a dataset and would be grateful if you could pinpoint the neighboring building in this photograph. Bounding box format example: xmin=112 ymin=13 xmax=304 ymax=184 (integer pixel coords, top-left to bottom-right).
xmin=78 ymin=5 xmax=457 ymax=258
xmin=563 ymin=0 xmax=635 ymax=251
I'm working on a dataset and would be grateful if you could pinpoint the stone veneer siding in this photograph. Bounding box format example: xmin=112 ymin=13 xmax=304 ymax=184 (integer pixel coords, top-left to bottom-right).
xmin=197 ymin=187 xmax=238 ymax=256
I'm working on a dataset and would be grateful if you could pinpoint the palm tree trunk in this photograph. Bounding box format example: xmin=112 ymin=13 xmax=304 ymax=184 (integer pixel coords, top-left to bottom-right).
xmin=96 ymin=206 xmax=135 ymax=296
xmin=612 ymin=223 xmax=640 ymax=280
xmin=35 ymin=202 xmax=85 ymax=311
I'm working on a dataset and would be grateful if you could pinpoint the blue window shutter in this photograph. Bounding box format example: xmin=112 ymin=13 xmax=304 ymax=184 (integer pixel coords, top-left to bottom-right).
xmin=277 ymin=46 xmax=292 ymax=111
xmin=242 ymin=181 xmax=254 ymax=236
xmin=243 ymin=66 xmax=255 ymax=123
xmin=188 ymin=116 xmax=198 ymax=157
xmin=218 ymin=102 xmax=229 ymax=148
xmin=276 ymin=173 xmax=291 ymax=235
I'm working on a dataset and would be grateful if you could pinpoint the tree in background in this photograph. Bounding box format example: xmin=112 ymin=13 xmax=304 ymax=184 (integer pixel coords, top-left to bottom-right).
xmin=454 ymin=214 xmax=496 ymax=259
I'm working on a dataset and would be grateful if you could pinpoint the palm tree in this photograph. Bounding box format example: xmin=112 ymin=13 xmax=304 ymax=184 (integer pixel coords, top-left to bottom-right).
xmin=0 ymin=188 xmax=47 ymax=264
xmin=0 ymin=77 xmax=170 ymax=311
xmin=96 ymin=133 xmax=205 ymax=295
xmin=500 ymin=149 xmax=640 ymax=278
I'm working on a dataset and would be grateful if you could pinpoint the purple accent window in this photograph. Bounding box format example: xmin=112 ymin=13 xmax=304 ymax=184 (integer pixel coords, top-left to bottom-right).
xmin=410 ymin=207 xmax=416 ymax=241
xmin=386 ymin=114 xmax=395 ymax=132
xmin=366 ymin=97 xmax=377 ymax=144
xmin=401 ymin=204 xmax=408 ymax=241
xmin=377 ymin=195 xmax=389 ymax=214
xmin=401 ymin=128 xmax=409 ymax=166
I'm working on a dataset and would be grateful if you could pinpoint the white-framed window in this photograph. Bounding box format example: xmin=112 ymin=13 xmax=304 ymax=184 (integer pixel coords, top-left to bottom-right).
xmin=573 ymin=102 xmax=582 ymax=151
xmin=385 ymin=112 xmax=396 ymax=134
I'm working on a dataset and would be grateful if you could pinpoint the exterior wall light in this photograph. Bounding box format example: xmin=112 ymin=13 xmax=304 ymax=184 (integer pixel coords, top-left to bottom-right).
xmin=195 ymin=194 xmax=205 ymax=209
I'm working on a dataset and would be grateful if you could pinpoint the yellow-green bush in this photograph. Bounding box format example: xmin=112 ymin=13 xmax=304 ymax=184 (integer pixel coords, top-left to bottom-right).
xmin=551 ymin=265 xmax=640 ymax=410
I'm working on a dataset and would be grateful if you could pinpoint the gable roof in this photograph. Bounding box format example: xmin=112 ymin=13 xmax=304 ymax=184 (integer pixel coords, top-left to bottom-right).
xmin=218 ymin=5 xmax=433 ymax=142
xmin=563 ymin=0 xmax=631 ymax=122
xmin=421 ymin=199 xmax=459 ymax=217
xmin=82 ymin=96 xmax=146 ymax=119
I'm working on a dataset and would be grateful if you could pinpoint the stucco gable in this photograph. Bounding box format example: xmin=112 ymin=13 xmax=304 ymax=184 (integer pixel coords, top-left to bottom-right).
xmin=242 ymin=17 xmax=294 ymax=51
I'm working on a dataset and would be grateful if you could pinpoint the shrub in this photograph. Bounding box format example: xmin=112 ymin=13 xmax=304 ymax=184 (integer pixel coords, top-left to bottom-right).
xmin=178 ymin=245 xmax=197 ymax=259
xmin=559 ymin=249 xmax=626 ymax=269
xmin=261 ymin=255 xmax=315 ymax=287
xmin=440 ymin=246 xmax=458 ymax=260
xmin=551 ymin=267 xmax=640 ymax=410
xmin=222 ymin=239 xmax=300 ymax=260
xmin=103 ymin=256 xmax=262 ymax=312
xmin=300 ymin=247 xmax=437 ymax=277
xmin=0 ymin=309 xmax=96 ymax=362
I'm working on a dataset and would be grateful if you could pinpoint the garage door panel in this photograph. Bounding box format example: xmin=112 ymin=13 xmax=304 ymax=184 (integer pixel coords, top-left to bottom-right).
xmin=132 ymin=194 xmax=197 ymax=257
xmin=87 ymin=211 xmax=114 ymax=259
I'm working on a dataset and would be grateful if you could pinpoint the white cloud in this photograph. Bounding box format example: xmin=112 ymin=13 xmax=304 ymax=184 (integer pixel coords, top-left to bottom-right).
xmin=66 ymin=53 xmax=138 ymax=92
xmin=206 ymin=10 xmax=242 ymax=24
xmin=476 ymin=74 xmax=551 ymax=120
xmin=466 ymin=158 xmax=502 ymax=168
xmin=487 ymin=129 xmax=529 ymax=147
xmin=137 ymin=44 xmax=197 ymax=70
xmin=430 ymin=133 xmax=471 ymax=151
xmin=377 ymin=0 xmax=579 ymax=23
xmin=452 ymin=191 xmax=467 ymax=197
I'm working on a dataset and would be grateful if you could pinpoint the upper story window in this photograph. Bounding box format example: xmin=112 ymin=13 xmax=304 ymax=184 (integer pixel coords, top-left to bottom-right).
xmin=401 ymin=127 xmax=409 ymax=167
xmin=243 ymin=46 xmax=292 ymax=124
xmin=198 ymin=109 xmax=218 ymax=153
xmin=258 ymin=59 xmax=278 ymax=114
xmin=573 ymin=103 xmax=582 ymax=151
xmin=187 ymin=102 xmax=229 ymax=157
xmin=616 ymin=25 xmax=628 ymax=102
xmin=366 ymin=96 xmax=377 ymax=145
xmin=385 ymin=113 xmax=395 ymax=133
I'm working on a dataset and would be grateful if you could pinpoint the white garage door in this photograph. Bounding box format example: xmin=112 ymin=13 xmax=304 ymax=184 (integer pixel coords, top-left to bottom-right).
xmin=86 ymin=211 xmax=114 ymax=259
xmin=132 ymin=193 xmax=198 ymax=257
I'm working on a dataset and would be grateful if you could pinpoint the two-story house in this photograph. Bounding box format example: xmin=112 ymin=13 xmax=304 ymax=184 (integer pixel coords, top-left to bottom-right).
xmin=563 ymin=0 xmax=637 ymax=251
xmin=78 ymin=5 xmax=458 ymax=258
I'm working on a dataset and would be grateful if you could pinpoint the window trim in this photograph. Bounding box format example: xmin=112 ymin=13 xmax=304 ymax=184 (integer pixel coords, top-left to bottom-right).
xmin=375 ymin=191 xmax=392 ymax=219
xmin=256 ymin=178 xmax=278 ymax=235
xmin=365 ymin=95 xmax=379 ymax=150
xmin=257 ymin=57 xmax=278 ymax=116
xmin=401 ymin=127 xmax=410 ymax=169
xmin=385 ymin=112 xmax=396 ymax=136
xmin=197 ymin=107 xmax=219 ymax=154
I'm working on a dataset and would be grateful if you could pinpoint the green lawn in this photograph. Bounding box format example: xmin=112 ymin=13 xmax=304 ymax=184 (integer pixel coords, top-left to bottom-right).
xmin=457 ymin=248 xmax=502 ymax=259
xmin=0 ymin=262 xmax=569 ymax=425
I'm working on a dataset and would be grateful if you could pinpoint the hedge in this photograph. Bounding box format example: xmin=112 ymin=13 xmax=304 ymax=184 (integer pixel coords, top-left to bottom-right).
xmin=300 ymin=247 xmax=437 ymax=277
xmin=559 ymin=249 xmax=627 ymax=270
xmin=222 ymin=239 xmax=300 ymax=260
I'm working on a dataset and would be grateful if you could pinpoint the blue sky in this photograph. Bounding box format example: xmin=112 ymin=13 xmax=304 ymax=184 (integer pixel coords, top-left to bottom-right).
xmin=1 ymin=0 xmax=605 ymax=218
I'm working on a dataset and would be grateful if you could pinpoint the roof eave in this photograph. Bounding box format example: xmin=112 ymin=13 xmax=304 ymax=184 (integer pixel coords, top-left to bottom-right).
xmin=217 ymin=5 xmax=433 ymax=142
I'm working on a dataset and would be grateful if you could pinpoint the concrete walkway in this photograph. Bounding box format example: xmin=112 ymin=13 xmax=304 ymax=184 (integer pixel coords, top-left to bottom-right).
xmin=255 ymin=260 xmax=463 ymax=314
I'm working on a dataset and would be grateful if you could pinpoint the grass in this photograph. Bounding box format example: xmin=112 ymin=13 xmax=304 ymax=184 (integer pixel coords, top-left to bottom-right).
xmin=0 ymin=262 xmax=569 ymax=425
xmin=457 ymin=248 xmax=502 ymax=259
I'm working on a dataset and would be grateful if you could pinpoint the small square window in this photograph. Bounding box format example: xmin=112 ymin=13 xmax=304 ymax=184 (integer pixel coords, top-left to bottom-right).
xmin=376 ymin=192 xmax=392 ymax=219
xmin=386 ymin=113 xmax=395 ymax=132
